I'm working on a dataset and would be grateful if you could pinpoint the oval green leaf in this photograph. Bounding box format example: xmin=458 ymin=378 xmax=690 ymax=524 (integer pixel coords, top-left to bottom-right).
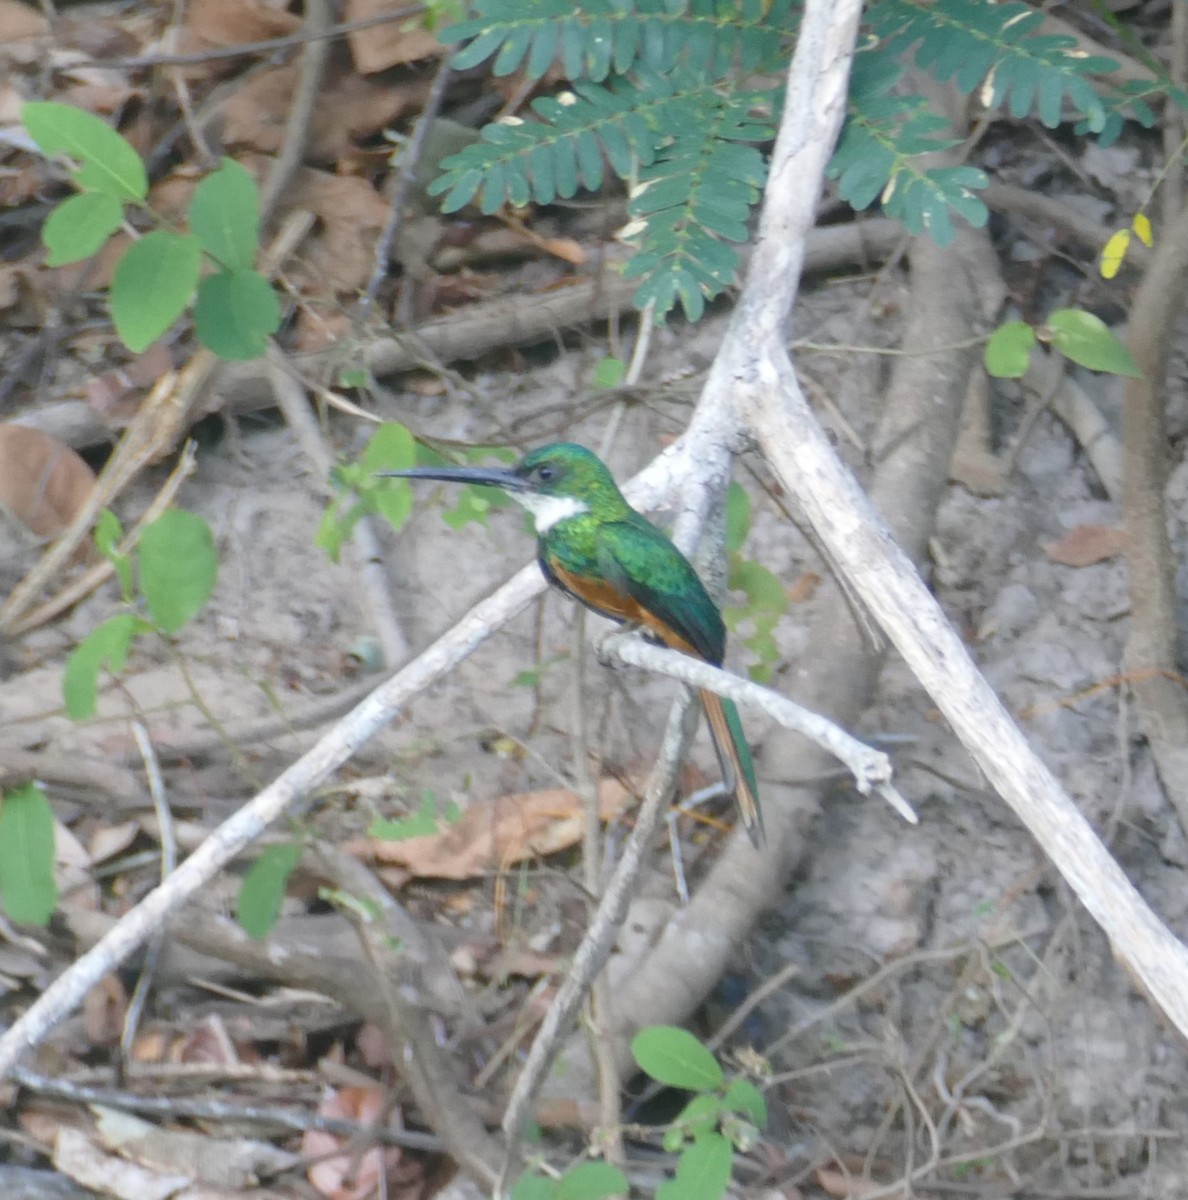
xmin=632 ymin=1025 xmax=723 ymax=1091
xmin=23 ymin=101 xmax=147 ymax=202
xmin=42 ymin=191 xmax=124 ymax=266
xmin=0 ymin=783 xmax=58 ymax=925
xmin=138 ymin=509 xmax=218 ymax=634
xmin=1046 ymin=308 xmax=1142 ymax=378
xmin=189 ymin=157 xmax=260 ymax=271
xmin=555 ymin=1162 xmax=628 ymax=1200
xmin=194 ymin=269 xmax=280 ymax=361
xmin=656 ymin=1132 xmax=732 ymax=1200
xmin=111 ymin=230 xmax=202 ymax=352
xmin=237 ymin=843 xmax=303 ymax=939
xmin=984 ymin=320 xmax=1036 ymax=379
xmin=722 ymin=1077 xmax=767 ymax=1127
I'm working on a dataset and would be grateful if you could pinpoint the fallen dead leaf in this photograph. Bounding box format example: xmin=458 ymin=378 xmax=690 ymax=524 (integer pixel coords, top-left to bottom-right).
xmin=84 ymin=342 xmax=176 ymax=426
xmin=82 ymin=973 xmax=128 ymax=1045
xmin=787 ymin=571 xmax=822 ymax=603
xmin=1043 ymin=524 xmax=1128 ymax=568
xmin=346 ymin=0 xmax=443 ymax=73
xmin=55 ymin=1124 xmax=192 ymax=1200
xmin=347 ymin=779 xmax=633 ymax=878
xmin=815 ymin=1167 xmax=899 ymax=1199
xmin=0 ymin=424 xmax=96 ymax=541
xmin=304 ymin=1086 xmax=414 ymax=1200
xmin=183 ymin=0 xmax=301 ymax=51
xmin=93 ymin=1105 xmax=297 ymax=1190
xmin=288 ymin=168 xmax=391 ymax=293
xmin=224 ymin=63 xmax=422 ymax=161
xmin=0 ymin=0 xmax=48 ymax=62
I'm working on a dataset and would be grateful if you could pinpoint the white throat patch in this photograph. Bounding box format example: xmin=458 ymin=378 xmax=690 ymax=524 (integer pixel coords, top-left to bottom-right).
xmin=514 ymin=492 xmax=588 ymax=533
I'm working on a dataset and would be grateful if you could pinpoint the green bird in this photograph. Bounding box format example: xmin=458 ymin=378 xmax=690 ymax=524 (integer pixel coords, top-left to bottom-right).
xmin=382 ymin=443 xmax=763 ymax=845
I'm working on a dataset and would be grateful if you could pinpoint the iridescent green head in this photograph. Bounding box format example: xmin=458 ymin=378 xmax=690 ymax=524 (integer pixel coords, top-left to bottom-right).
xmin=378 ymin=442 xmax=631 ymax=533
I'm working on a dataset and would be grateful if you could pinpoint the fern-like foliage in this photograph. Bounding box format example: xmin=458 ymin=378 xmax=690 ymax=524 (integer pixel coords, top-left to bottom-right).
xmin=443 ymin=0 xmax=792 ymax=85
xmin=832 ymin=52 xmax=988 ymax=247
xmin=866 ymin=0 xmax=1118 ymax=130
xmin=430 ymin=0 xmax=1168 ymax=321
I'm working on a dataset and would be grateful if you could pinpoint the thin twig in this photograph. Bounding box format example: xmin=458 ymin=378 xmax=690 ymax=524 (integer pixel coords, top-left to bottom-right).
xmin=10 ymin=1067 xmax=444 ymax=1150
xmin=499 ymin=692 xmax=696 ymax=1187
xmin=118 ymin=722 xmax=176 ymax=1073
xmin=266 ymin=350 xmax=410 ymax=665
xmin=602 ymin=633 xmax=914 ymax=823
xmin=359 ymin=56 xmax=454 ymax=324
xmin=258 ymin=0 xmax=331 ymax=233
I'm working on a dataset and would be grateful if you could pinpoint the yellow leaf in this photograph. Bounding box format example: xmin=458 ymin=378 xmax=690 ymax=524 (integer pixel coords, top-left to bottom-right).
xmin=1131 ymin=211 xmax=1154 ymax=246
xmin=1100 ymin=228 xmax=1130 ymax=280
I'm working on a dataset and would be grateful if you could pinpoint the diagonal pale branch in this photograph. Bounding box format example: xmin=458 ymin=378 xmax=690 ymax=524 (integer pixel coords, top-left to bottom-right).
xmin=720 ymin=15 xmax=1188 ymax=1040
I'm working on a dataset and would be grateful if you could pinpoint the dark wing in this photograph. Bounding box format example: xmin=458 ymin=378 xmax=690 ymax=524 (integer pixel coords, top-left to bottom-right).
xmin=595 ymin=515 xmax=725 ymax=664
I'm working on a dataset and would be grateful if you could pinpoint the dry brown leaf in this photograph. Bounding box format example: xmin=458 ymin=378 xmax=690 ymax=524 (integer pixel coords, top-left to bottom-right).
xmin=288 ymin=168 xmax=391 ymax=293
xmin=1043 ymin=524 xmax=1127 ymax=568
xmin=0 ymin=424 xmax=96 ymax=540
xmin=346 ymin=0 xmax=443 ymax=73
xmin=84 ymin=342 xmax=176 ymax=426
xmin=184 ymin=0 xmax=301 ymax=50
xmin=82 ymin=973 xmax=127 ymax=1045
xmin=348 ymin=779 xmax=632 ymax=878
xmin=815 ymin=1167 xmax=897 ymax=1199
xmin=224 ymin=64 xmax=421 ymax=160
xmin=787 ymin=571 xmax=822 ymax=604
xmin=54 ymin=1125 xmax=192 ymax=1200
xmin=304 ymin=1086 xmax=413 ymax=1200
xmin=92 ymin=1106 xmax=297 ymax=1190
xmin=87 ymin=819 xmax=140 ymax=865
xmin=0 ymin=263 xmax=48 ymax=327
xmin=0 ymin=0 xmax=48 ymax=60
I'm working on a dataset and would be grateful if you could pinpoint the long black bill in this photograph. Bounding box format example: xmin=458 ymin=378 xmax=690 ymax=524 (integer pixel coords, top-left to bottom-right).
xmin=376 ymin=465 xmax=527 ymax=491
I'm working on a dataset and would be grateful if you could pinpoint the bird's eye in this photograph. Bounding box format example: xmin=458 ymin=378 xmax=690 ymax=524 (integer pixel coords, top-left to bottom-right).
xmin=536 ymin=465 xmax=554 ymax=482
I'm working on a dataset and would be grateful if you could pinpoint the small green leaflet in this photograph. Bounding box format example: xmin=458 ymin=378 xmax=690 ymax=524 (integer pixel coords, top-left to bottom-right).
xmin=22 ymin=101 xmax=147 ymax=202
xmin=110 ymin=230 xmax=202 ymax=352
xmin=194 ymin=269 xmax=280 ymax=361
xmin=0 ymin=783 xmax=58 ymax=925
xmin=138 ymin=510 xmax=218 ymax=634
xmin=42 ymin=191 xmax=124 ymax=266
xmin=656 ymin=1132 xmax=732 ymax=1200
xmin=984 ymin=321 xmax=1036 ymax=379
xmin=188 ymin=158 xmax=260 ymax=271
xmin=62 ymin=612 xmax=141 ymax=719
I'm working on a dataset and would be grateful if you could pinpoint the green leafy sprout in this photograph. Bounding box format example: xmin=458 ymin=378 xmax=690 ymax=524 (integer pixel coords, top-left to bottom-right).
xmin=23 ymin=102 xmax=280 ymax=360
xmin=512 ymin=1025 xmax=765 ymax=1200
xmin=61 ymin=508 xmax=219 ymax=721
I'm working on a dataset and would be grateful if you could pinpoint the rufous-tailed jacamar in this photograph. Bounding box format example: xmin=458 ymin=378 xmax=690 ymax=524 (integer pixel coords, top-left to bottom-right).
xmin=383 ymin=443 xmax=763 ymax=845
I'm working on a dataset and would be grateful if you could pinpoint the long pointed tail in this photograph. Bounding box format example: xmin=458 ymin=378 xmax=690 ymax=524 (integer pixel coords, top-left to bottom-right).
xmin=700 ymin=689 xmax=763 ymax=846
